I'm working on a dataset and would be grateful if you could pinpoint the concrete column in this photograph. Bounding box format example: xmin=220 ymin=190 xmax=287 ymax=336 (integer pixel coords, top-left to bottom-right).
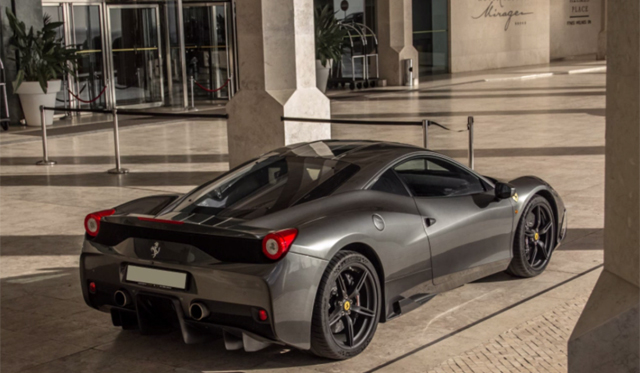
xmin=0 ymin=0 xmax=44 ymax=125
xmin=376 ymin=0 xmax=418 ymax=86
xmin=568 ymin=0 xmax=639 ymax=372
xmin=597 ymin=0 xmax=607 ymax=60
xmin=225 ymin=0 xmax=331 ymax=168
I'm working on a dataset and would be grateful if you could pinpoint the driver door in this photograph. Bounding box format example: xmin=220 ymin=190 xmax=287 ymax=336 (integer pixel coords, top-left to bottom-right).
xmin=393 ymin=156 xmax=515 ymax=286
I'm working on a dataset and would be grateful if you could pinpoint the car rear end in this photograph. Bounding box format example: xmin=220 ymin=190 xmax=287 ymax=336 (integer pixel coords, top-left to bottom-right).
xmin=80 ymin=212 xmax=326 ymax=350
xmin=78 ymin=150 xmax=368 ymax=350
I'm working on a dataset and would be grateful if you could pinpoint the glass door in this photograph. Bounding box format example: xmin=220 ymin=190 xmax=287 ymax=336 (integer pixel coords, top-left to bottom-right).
xmin=412 ymin=0 xmax=449 ymax=76
xmin=107 ymin=5 xmax=164 ymax=108
xmin=72 ymin=5 xmax=107 ymax=110
xmin=183 ymin=3 xmax=231 ymax=101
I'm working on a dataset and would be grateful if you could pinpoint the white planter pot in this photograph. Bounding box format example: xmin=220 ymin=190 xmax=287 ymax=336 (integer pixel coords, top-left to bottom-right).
xmin=315 ymin=60 xmax=331 ymax=93
xmin=16 ymin=80 xmax=61 ymax=126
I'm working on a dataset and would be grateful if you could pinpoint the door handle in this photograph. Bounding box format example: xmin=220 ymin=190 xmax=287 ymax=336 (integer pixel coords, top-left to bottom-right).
xmin=425 ymin=218 xmax=436 ymax=227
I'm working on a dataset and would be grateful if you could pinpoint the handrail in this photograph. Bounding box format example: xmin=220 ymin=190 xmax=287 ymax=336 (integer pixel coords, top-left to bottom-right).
xmin=281 ymin=116 xmax=422 ymax=126
xmin=281 ymin=116 xmax=476 ymax=169
xmin=36 ymin=106 xmax=229 ymax=172
xmin=41 ymin=106 xmax=228 ymax=119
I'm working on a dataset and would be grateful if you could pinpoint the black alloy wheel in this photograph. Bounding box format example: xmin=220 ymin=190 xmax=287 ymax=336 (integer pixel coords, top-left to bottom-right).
xmin=507 ymin=195 xmax=556 ymax=277
xmin=310 ymin=251 xmax=381 ymax=359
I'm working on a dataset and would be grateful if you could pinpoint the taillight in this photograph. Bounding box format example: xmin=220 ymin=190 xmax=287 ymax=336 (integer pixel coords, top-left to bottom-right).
xmin=258 ymin=309 xmax=268 ymax=321
xmin=262 ymin=228 xmax=298 ymax=260
xmin=84 ymin=209 xmax=115 ymax=237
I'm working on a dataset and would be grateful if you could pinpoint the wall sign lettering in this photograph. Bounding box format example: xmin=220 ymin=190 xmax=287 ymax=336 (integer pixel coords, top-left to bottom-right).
xmin=472 ymin=0 xmax=534 ymax=31
xmin=567 ymin=0 xmax=592 ymax=26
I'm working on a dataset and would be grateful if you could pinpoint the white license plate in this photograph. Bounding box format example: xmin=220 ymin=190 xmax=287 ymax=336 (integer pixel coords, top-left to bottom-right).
xmin=126 ymin=265 xmax=187 ymax=290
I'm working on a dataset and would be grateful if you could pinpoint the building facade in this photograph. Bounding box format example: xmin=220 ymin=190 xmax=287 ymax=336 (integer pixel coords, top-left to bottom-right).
xmin=0 ymin=0 xmax=603 ymax=120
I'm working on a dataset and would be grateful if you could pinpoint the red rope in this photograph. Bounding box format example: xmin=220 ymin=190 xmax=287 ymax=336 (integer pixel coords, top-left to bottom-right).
xmin=69 ymin=85 xmax=108 ymax=104
xmin=195 ymin=78 xmax=230 ymax=93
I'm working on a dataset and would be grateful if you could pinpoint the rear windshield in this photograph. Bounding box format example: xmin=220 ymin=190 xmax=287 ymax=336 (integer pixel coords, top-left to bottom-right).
xmin=171 ymin=156 xmax=359 ymax=220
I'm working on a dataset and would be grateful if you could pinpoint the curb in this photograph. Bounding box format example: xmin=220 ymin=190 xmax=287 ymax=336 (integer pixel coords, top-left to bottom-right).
xmin=484 ymin=73 xmax=554 ymax=83
xmin=566 ymin=66 xmax=607 ymax=74
xmin=484 ymin=66 xmax=606 ymax=82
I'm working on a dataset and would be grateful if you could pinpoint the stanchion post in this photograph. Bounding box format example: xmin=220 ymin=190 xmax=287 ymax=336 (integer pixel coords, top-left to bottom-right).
xmin=468 ymin=116 xmax=475 ymax=169
xmin=36 ymin=106 xmax=57 ymax=166
xmin=188 ymin=75 xmax=198 ymax=111
xmin=62 ymin=77 xmax=70 ymax=119
xmin=107 ymin=108 xmax=129 ymax=174
xmin=422 ymin=119 xmax=429 ymax=149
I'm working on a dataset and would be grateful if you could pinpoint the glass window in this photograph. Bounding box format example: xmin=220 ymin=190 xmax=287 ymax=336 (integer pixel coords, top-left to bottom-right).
xmin=171 ymin=156 xmax=359 ymax=221
xmin=412 ymin=0 xmax=449 ymax=76
xmin=394 ymin=157 xmax=484 ymax=197
xmin=73 ymin=5 xmax=106 ymax=110
xmin=371 ymin=169 xmax=410 ymax=197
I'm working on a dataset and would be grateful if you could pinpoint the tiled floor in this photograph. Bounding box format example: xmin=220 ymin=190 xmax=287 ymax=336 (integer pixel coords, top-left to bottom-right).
xmin=0 ymin=60 xmax=606 ymax=372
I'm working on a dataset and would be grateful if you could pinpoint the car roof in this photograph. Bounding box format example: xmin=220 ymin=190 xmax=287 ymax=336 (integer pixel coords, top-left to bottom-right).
xmin=275 ymin=140 xmax=424 ymax=167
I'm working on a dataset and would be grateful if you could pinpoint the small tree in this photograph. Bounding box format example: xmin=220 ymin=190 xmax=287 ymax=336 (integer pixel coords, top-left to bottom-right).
xmin=315 ymin=5 xmax=346 ymax=68
xmin=6 ymin=9 xmax=78 ymax=93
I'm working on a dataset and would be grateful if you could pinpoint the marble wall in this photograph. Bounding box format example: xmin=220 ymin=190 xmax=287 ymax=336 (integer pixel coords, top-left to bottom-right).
xmin=568 ymin=0 xmax=639 ymax=371
xmin=550 ymin=0 xmax=603 ymax=59
xmin=226 ymin=0 xmax=330 ymax=168
xmin=449 ymin=0 xmax=550 ymax=73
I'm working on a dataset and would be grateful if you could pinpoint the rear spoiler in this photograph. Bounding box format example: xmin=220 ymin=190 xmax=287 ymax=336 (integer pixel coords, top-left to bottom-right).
xmin=89 ymin=216 xmax=271 ymax=264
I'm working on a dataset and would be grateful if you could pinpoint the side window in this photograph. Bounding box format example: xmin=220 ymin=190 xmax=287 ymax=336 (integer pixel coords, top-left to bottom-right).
xmin=393 ymin=157 xmax=484 ymax=197
xmin=371 ymin=169 xmax=410 ymax=197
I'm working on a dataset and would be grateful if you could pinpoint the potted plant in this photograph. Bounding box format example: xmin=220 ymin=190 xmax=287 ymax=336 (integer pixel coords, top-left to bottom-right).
xmin=315 ymin=5 xmax=345 ymax=93
xmin=6 ymin=9 xmax=78 ymax=126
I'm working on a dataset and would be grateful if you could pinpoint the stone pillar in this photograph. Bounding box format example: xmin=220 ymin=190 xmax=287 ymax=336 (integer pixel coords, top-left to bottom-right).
xmin=225 ymin=0 xmax=331 ymax=168
xmin=568 ymin=0 xmax=639 ymax=372
xmin=597 ymin=0 xmax=607 ymax=60
xmin=376 ymin=0 xmax=418 ymax=87
xmin=0 ymin=0 xmax=44 ymax=125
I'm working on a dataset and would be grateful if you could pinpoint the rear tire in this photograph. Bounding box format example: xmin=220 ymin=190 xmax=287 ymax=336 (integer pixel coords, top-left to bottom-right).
xmin=310 ymin=251 xmax=381 ymax=359
xmin=507 ymin=196 xmax=556 ymax=278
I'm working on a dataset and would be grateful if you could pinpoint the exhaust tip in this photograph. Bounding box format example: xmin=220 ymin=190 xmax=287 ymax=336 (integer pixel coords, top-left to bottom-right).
xmin=189 ymin=302 xmax=210 ymax=321
xmin=114 ymin=290 xmax=130 ymax=307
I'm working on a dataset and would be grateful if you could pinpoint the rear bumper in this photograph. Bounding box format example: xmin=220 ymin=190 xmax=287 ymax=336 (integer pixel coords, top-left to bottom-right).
xmin=80 ymin=240 xmax=327 ymax=350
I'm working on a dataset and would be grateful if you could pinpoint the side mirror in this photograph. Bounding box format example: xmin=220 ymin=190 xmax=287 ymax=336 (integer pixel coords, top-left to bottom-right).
xmin=495 ymin=182 xmax=516 ymax=200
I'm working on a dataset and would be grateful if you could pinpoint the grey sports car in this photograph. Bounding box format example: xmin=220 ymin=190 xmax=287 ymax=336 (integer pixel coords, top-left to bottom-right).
xmin=80 ymin=140 xmax=567 ymax=359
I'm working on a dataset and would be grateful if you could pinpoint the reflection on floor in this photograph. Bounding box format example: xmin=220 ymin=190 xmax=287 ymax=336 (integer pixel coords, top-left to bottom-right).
xmin=0 ymin=60 xmax=605 ymax=373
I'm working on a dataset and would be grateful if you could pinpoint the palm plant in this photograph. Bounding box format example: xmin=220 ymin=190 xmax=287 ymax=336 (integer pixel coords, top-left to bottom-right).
xmin=6 ymin=9 xmax=78 ymax=93
xmin=315 ymin=5 xmax=346 ymax=68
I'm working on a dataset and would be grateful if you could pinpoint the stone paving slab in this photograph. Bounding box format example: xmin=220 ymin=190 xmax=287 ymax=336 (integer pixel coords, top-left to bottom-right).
xmin=427 ymin=297 xmax=588 ymax=373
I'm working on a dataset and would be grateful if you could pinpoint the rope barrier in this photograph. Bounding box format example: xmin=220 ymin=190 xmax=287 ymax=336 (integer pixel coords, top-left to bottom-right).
xmin=57 ymin=84 xmax=87 ymax=103
xmin=195 ymin=78 xmax=230 ymax=93
xmin=69 ymin=85 xmax=108 ymax=104
xmin=428 ymin=121 xmax=469 ymax=132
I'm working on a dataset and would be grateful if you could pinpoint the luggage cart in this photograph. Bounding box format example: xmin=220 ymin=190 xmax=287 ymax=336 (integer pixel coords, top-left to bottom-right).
xmin=328 ymin=22 xmax=367 ymax=90
xmin=356 ymin=22 xmax=379 ymax=88
xmin=327 ymin=22 xmax=380 ymax=90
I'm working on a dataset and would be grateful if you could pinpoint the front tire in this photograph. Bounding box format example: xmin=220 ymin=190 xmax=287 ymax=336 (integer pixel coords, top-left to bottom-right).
xmin=507 ymin=196 xmax=556 ymax=278
xmin=310 ymin=251 xmax=381 ymax=360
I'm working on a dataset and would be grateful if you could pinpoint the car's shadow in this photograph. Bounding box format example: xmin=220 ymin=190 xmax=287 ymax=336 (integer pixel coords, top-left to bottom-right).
xmin=1 ymin=244 xmax=329 ymax=372
xmin=472 ymin=271 xmax=519 ymax=284
xmin=101 ymin=330 xmax=329 ymax=371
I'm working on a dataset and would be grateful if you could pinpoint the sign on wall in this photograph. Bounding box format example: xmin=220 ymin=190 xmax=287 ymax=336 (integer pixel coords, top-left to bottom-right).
xmin=471 ymin=0 xmax=535 ymax=31
xmin=566 ymin=0 xmax=592 ymax=26
xmin=549 ymin=0 xmax=600 ymax=59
